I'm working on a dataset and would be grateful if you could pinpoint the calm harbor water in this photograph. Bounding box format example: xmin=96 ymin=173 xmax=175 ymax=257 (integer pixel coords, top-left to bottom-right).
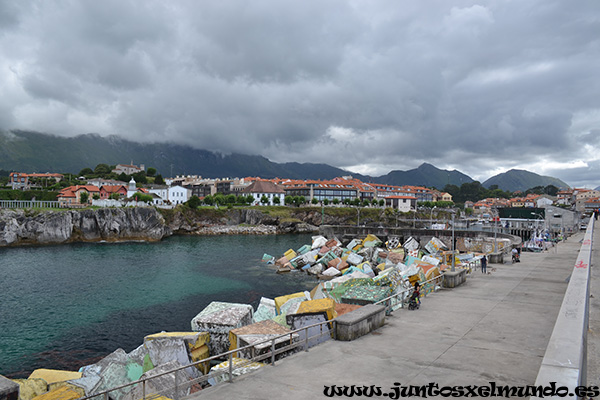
xmin=0 ymin=234 xmax=316 ymax=378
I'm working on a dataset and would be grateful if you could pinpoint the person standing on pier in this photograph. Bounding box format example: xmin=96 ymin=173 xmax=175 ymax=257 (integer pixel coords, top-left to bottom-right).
xmin=481 ymin=254 xmax=487 ymax=274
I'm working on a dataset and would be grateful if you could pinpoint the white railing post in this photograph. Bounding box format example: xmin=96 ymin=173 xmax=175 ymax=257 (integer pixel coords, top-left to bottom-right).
xmin=228 ymin=352 xmax=233 ymax=383
xmin=271 ymin=340 xmax=276 ymax=365
xmin=305 ymin=326 xmax=309 ymax=351
xmin=174 ymin=370 xmax=179 ymax=400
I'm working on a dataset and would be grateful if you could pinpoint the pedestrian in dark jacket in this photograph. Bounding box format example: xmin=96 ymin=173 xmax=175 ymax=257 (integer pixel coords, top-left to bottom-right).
xmin=481 ymin=255 xmax=487 ymax=274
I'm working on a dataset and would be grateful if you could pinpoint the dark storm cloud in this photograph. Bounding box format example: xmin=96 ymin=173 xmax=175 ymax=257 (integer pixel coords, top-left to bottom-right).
xmin=0 ymin=0 xmax=599 ymax=186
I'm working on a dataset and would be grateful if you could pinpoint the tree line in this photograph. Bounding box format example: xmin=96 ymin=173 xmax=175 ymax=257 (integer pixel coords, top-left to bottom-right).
xmin=78 ymin=164 xmax=164 ymax=185
xmin=442 ymin=182 xmax=560 ymax=205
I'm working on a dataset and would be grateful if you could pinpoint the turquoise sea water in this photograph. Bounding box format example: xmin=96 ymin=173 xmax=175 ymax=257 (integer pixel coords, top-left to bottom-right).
xmin=0 ymin=234 xmax=316 ymax=378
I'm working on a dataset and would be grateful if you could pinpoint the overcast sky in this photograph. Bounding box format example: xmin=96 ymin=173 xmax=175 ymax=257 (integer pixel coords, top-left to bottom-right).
xmin=1 ymin=1 xmax=598 ymax=187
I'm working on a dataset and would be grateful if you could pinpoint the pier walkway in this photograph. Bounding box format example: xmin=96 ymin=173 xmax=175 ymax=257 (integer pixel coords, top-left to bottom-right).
xmin=190 ymin=224 xmax=598 ymax=399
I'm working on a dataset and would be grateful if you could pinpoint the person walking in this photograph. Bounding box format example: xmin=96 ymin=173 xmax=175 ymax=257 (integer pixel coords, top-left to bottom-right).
xmin=481 ymin=254 xmax=487 ymax=274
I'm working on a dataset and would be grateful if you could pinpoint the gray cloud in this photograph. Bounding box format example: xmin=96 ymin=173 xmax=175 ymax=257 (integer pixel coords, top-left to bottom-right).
xmin=1 ymin=0 xmax=599 ymax=187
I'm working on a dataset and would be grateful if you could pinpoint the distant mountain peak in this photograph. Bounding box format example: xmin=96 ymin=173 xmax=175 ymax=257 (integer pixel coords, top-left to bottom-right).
xmin=483 ymin=169 xmax=569 ymax=192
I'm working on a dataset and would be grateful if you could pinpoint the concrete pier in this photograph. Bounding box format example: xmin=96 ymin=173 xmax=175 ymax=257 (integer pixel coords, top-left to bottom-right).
xmin=189 ymin=227 xmax=593 ymax=400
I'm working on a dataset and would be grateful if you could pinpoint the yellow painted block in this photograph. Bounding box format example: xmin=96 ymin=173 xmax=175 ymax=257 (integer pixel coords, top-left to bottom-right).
xmin=274 ymin=292 xmax=305 ymax=314
xmin=283 ymin=249 xmax=297 ymax=260
xmin=376 ymin=263 xmax=386 ymax=271
xmin=28 ymin=370 xmax=81 ymax=386
xmin=362 ymin=234 xmax=380 ymax=244
xmin=296 ymin=298 xmax=337 ymax=321
xmin=47 ymin=384 xmax=84 ymax=398
xmin=32 ymin=385 xmax=80 ymax=400
xmin=13 ymin=378 xmax=48 ymax=400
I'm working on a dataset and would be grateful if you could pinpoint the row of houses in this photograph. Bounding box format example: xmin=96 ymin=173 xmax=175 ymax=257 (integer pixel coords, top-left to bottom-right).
xmin=57 ymin=178 xmax=190 ymax=208
xmin=52 ymin=174 xmax=450 ymax=212
xmin=556 ymin=188 xmax=600 ymax=213
xmin=9 ymin=172 xmax=64 ymax=190
xmin=212 ymin=176 xmax=454 ymax=212
xmin=467 ymin=189 xmax=600 ymax=217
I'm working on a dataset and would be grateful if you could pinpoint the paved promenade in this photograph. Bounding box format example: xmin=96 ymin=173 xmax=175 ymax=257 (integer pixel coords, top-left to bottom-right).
xmin=190 ymin=227 xmax=593 ymax=399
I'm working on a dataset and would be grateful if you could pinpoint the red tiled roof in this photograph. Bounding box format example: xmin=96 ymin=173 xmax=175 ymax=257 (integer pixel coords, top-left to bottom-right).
xmin=386 ymin=195 xmax=417 ymax=199
xmin=100 ymin=185 xmax=126 ymax=193
xmin=242 ymin=180 xmax=285 ymax=194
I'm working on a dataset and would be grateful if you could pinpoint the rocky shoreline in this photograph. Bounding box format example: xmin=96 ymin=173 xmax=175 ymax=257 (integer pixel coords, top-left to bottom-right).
xmin=0 ymin=207 xmax=324 ymax=247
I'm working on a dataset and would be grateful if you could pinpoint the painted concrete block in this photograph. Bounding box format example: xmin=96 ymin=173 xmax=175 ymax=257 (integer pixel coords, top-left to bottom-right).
xmin=190 ymin=302 xmax=253 ymax=356
xmin=286 ymin=312 xmax=331 ymax=348
xmin=229 ymin=320 xmax=298 ymax=361
xmin=12 ymin=379 xmax=46 ymax=400
xmin=27 ymin=371 xmax=81 ymax=387
xmin=335 ymin=304 xmax=385 ymax=341
xmin=0 ymin=375 xmax=19 ymax=400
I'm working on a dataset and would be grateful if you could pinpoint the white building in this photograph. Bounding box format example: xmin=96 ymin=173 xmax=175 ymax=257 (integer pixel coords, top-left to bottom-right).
xmin=147 ymin=185 xmax=191 ymax=205
xmin=535 ymin=196 xmax=554 ymax=207
xmin=126 ymin=178 xmax=139 ymax=198
xmin=384 ymin=195 xmax=417 ymax=213
xmin=241 ymin=180 xmax=285 ymax=206
xmin=112 ymin=163 xmax=145 ymax=175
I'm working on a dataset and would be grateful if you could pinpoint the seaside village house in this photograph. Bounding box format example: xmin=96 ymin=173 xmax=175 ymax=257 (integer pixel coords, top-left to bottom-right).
xmin=9 ymin=172 xmax=64 ymax=190
xmin=385 ymin=195 xmax=418 ymax=212
xmin=99 ymin=185 xmax=127 ymax=200
xmin=122 ymin=177 xmax=191 ymax=206
xmin=111 ymin=162 xmax=144 ymax=175
xmin=146 ymin=184 xmax=191 ymax=206
xmin=58 ymin=185 xmax=100 ymax=206
xmin=241 ymin=180 xmax=285 ymax=205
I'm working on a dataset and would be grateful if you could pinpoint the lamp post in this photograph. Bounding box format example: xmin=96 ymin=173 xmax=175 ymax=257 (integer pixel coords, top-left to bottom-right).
xmin=430 ymin=206 xmax=437 ymax=229
xmin=451 ymin=210 xmax=456 ymax=272
xmin=493 ymin=208 xmax=498 ymax=253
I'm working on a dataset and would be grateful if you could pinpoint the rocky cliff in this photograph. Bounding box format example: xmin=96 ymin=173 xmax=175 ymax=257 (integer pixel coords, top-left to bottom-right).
xmin=0 ymin=205 xmax=378 ymax=246
xmin=163 ymin=208 xmax=330 ymax=235
xmin=0 ymin=207 xmax=171 ymax=246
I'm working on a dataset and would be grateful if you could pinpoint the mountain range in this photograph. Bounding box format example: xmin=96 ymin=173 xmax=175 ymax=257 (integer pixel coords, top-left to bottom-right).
xmin=0 ymin=130 xmax=570 ymax=192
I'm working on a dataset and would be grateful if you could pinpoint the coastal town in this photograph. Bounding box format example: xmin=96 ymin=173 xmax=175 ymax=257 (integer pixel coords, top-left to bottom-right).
xmin=3 ymin=162 xmax=598 ymax=219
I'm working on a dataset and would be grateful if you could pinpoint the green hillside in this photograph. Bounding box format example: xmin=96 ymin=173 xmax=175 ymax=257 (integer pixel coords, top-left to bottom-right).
xmin=0 ymin=130 xmax=349 ymax=179
xmin=483 ymin=169 xmax=569 ymax=192
xmin=373 ymin=163 xmax=474 ymax=189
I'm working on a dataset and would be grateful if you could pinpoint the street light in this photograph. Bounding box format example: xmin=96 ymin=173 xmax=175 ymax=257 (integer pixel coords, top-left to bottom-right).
xmin=492 ymin=208 xmax=498 ymax=253
xmin=430 ymin=206 xmax=437 ymax=229
xmin=451 ymin=210 xmax=456 ymax=272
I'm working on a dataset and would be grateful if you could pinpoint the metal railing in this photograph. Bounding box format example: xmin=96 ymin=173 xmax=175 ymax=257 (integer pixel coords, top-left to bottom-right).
xmin=77 ymin=318 xmax=335 ymax=400
xmin=76 ymin=272 xmax=453 ymax=400
xmin=0 ymin=199 xmax=62 ymax=209
xmin=531 ymin=218 xmax=594 ymax=399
